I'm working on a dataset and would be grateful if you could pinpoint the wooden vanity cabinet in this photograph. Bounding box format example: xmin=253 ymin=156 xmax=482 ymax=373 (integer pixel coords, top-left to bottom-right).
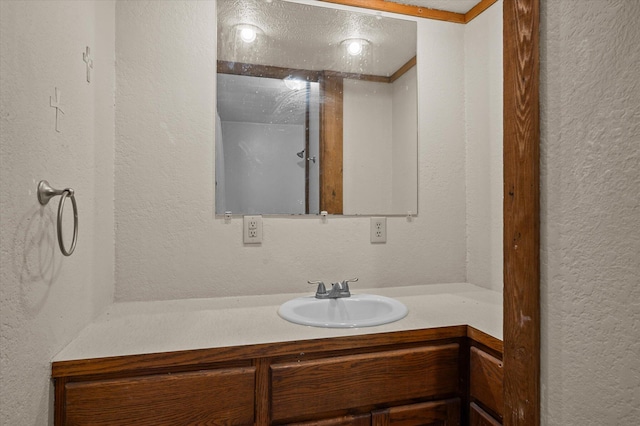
xmin=53 ymin=327 xmax=502 ymax=426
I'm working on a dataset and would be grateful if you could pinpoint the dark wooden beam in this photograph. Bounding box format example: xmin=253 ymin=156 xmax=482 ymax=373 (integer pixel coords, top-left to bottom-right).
xmin=319 ymin=72 xmax=344 ymax=214
xmin=502 ymin=0 xmax=540 ymax=425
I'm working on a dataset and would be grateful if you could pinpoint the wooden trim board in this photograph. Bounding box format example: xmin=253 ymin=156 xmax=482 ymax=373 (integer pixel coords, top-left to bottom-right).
xmin=320 ymin=0 xmax=498 ymax=24
xmin=465 ymin=0 xmax=500 ymax=23
xmin=503 ymin=0 xmax=540 ymax=425
xmin=319 ymin=71 xmax=344 ymax=214
xmin=320 ymin=0 xmax=466 ymax=23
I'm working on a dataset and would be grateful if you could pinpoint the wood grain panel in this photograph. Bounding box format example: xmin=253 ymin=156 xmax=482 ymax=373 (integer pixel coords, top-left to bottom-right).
xmin=470 ymin=347 xmax=503 ymax=418
xmin=270 ymin=344 xmax=459 ymax=421
xmin=255 ymin=358 xmax=271 ymax=425
xmin=320 ymin=71 xmax=344 ymax=214
xmin=470 ymin=402 xmax=501 ymax=426
xmin=502 ymin=0 xmax=540 ymax=425
xmin=64 ymin=368 xmax=255 ymax=425
xmin=372 ymin=398 xmax=461 ymax=426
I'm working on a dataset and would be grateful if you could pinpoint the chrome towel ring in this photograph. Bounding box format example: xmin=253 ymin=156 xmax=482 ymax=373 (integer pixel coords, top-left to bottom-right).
xmin=37 ymin=180 xmax=78 ymax=256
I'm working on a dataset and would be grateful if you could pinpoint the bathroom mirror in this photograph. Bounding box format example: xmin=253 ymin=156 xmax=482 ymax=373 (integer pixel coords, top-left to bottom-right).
xmin=216 ymin=0 xmax=418 ymax=216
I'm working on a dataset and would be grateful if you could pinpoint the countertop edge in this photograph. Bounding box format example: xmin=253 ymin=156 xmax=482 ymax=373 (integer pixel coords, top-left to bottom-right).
xmin=52 ymin=283 xmax=503 ymax=377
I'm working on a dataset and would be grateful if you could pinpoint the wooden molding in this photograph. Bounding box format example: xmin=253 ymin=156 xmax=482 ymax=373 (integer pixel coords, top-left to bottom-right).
xmin=502 ymin=0 xmax=540 ymax=425
xmin=465 ymin=0 xmax=500 ymax=23
xmin=319 ymin=0 xmax=466 ymax=23
xmin=217 ymin=60 xmax=321 ymax=82
xmin=217 ymin=60 xmax=413 ymax=85
xmin=321 ymin=0 xmax=500 ymax=24
xmin=389 ymin=56 xmax=417 ymax=83
xmin=319 ymin=72 xmax=344 ymax=214
xmin=333 ymin=71 xmax=390 ymax=84
xmin=304 ymin=82 xmax=311 ymax=214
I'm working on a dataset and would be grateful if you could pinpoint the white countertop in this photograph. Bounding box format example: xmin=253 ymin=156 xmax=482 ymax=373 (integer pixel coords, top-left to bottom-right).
xmin=53 ymin=283 xmax=502 ymax=362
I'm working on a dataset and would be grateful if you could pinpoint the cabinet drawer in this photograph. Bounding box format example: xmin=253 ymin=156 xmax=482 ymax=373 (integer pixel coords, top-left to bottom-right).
xmin=470 ymin=402 xmax=501 ymax=426
xmin=271 ymin=344 xmax=459 ymax=421
xmin=64 ymin=367 xmax=255 ymax=425
xmin=470 ymin=347 xmax=503 ymax=418
xmin=372 ymin=398 xmax=461 ymax=425
xmin=287 ymin=413 xmax=371 ymax=426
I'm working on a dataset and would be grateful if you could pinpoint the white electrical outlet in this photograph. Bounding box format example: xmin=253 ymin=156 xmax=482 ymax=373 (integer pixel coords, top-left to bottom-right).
xmin=243 ymin=215 xmax=263 ymax=244
xmin=370 ymin=217 xmax=387 ymax=243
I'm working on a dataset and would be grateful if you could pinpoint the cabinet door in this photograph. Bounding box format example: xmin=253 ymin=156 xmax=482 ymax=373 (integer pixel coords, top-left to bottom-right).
xmin=63 ymin=368 xmax=255 ymax=425
xmin=470 ymin=403 xmax=501 ymax=426
xmin=469 ymin=347 xmax=503 ymax=419
xmin=286 ymin=413 xmax=371 ymax=426
xmin=371 ymin=398 xmax=460 ymax=426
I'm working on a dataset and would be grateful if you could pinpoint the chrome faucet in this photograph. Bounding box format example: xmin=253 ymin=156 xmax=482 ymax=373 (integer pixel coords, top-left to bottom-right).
xmin=308 ymin=278 xmax=358 ymax=299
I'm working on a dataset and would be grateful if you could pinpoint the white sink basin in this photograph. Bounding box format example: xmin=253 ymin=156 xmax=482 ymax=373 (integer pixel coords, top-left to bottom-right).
xmin=278 ymin=294 xmax=408 ymax=328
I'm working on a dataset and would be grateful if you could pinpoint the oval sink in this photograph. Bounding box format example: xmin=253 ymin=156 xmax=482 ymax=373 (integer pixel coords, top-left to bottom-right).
xmin=278 ymin=294 xmax=408 ymax=328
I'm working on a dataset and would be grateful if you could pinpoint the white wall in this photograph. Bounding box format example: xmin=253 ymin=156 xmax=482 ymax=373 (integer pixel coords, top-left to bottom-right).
xmin=221 ymin=121 xmax=305 ymax=215
xmin=343 ymin=70 xmax=419 ymax=216
xmin=540 ymin=1 xmax=640 ymax=424
xmin=0 ymin=1 xmax=115 ymax=424
xmin=464 ymin=0 xmax=503 ymax=291
xmin=343 ymin=79 xmax=394 ymax=214
xmin=391 ymin=67 xmax=419 ymax=215
xmin=114 ymin=1 xmax=467 ymax=301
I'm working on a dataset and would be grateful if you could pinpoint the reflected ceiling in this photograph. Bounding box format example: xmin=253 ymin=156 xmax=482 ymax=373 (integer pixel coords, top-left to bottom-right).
xmin=218 ymin=0 xmax=416 ymax=76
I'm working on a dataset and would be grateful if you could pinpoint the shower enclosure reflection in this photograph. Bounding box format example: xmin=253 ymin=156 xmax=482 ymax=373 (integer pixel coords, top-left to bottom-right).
xmin=217 ymin=74 xmax=320 ymax=214
xmin=215 ymin=0 xmax=418 ymax=216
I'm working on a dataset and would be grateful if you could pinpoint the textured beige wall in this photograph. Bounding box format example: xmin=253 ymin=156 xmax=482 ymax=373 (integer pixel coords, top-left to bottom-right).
xmin=0 ymin=1 xmax=115 ymax=424
xmin=540 ymin=1 xmax=640 ymax=424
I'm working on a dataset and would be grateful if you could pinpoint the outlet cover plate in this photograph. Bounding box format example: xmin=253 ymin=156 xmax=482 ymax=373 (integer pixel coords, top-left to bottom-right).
xmin=370 ymin=217 xmax=387 ymax=243
xmin=243 ymin=215 xmax=263 ymax=244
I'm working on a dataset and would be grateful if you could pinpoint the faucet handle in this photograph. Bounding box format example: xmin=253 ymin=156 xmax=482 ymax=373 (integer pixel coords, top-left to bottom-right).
xmin=308 ymin=280 xmax=327 ymax=296
xmin=341 ymin=278 xmax=359 ymax=291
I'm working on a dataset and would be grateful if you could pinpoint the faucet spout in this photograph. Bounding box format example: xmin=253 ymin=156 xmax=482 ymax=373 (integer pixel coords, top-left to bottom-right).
xmin=322 ymin=281 xmax=351 ymax=299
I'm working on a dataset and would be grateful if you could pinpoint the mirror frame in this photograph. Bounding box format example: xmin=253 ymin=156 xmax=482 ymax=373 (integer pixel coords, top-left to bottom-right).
xmin=323 ymin=1 xmax=540 ymax=424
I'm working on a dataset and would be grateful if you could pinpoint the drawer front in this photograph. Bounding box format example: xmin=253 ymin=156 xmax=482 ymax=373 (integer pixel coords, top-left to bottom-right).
xmin=372 ymin=398 xmax=461 ymax=426
xmin=287 ymin=413 xmax=372 ymax=426
xmin=271 ymin=344 xmax=460 ymax=421
xmin=64 ymin=367 xmax=255 ymax=425
xmin=470 ymin=402 xmax=501 ymax=426
xmin=470 ymin=347 xmax=503 ymax=418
